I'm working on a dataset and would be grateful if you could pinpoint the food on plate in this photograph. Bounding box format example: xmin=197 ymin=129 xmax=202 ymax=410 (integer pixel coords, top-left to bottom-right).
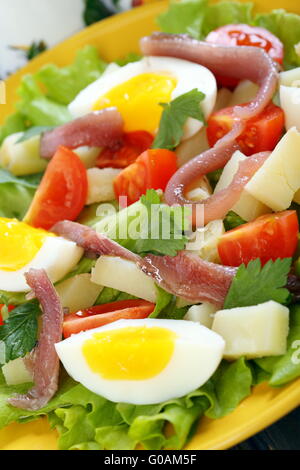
xmin=1 ymin=0 xmax=300 ymax=451
xmin=56 ymin=318 xmax=225 ymax=404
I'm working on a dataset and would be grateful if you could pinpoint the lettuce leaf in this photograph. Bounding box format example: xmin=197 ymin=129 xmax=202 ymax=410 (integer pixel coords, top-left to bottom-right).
xmin=0 ymin=46 xmax=106 ymax=144
xmin=254 ymin=304 xmax=300 ymax=386
xmin=0 ymin=169 xmax=42 ymax=219
xmin=0 ymin=114 xmax=27 ymax=146
xmin=16 ymin=75 xmax=71 ymax=127
xmin=0 ymin=356 xmax=254 ymax=450
xmin=158 ymin=1 xmax=300 ymax=69
xmin=158 ymin=0 xmax=253 ymax=39
xmin=255 ymin=10 xmax=300 ymax=69
xmin=35 ymin=46 xmax=107 ymax=105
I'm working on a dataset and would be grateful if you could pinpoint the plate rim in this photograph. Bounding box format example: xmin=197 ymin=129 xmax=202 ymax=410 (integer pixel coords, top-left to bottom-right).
xmin=1 ymin=0 xmax=300 ymax=451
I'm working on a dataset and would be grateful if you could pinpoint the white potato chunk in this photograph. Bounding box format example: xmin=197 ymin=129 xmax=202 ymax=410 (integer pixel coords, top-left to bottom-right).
xmin=214 ymin=150 xmax=270 ymax=221
xmin=91 ymin=256 xmax=157 ymax=303
xmin=86 ymin=167 xmax=120 ymax=204
xmin=280 ymin=67 xmax=300 ymax=86
xmin=74 ymin=146 xmax=101 ymax=169
xmin=186 ymin=176 xmax=212 ymax=202
xmin=213 ymin=88 xmax=232 ymax=112
xmin=176 ymin=128 xmax=209 ymax=167
xmin=212 ymin=301 xmax=289 ymax=360
xmin=56 ymin=273 xmax=103 ymax=312
xmin=186 ymin=219 xmax=225 ymax=262
xmin=2 ymin=357 xmax=33 ymax=386
xmin=184 ymin=303 xmax=218 ymax=328
xmin=228 ymin=80 xmax=259 ymax=107
xmin=245 ymin=128 xmax=300 ymax=211
xmin=0 ymin=132 xmax=47 ymax=176
xmin=280 ymin=85 xmax=300 ymax=131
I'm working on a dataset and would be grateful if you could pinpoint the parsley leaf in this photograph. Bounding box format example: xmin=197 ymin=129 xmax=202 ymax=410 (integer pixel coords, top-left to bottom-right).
xmin=135 ymin=190 xmax=190 ymax=256
xmin=223 ymin=211 xmax=246 ymax=231
xmin=224 ymin=258 xmax=292 ymax=310
xmin=152 ymin=89 xmax=206 ymax=150
xmin=0 ymin=300 xmax=41 ymax=363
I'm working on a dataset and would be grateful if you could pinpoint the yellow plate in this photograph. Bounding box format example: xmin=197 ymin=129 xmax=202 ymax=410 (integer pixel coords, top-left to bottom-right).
xmin=1 ymin=0 xmax=300 ymax=451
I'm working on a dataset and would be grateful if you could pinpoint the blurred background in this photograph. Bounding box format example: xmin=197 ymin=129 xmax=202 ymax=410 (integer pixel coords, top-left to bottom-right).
xmin=0 ymin=0 xmax=155 ymax=78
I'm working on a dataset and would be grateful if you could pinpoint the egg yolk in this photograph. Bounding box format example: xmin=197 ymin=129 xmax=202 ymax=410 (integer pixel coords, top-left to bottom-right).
xmin=0 ymin=218 xmax=54 ymax=271
xmin=83 ymin=326 xmax=176 ymax=380
xmin=93 ymin=73 xmax=177 ymax=134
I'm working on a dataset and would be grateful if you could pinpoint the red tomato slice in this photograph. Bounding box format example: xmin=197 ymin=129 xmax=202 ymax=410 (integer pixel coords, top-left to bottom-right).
xmin=218 ymin=211 xmax=299 ymax=267
xmin=207 ymin=103 xmax=284 ymax=155
xmin=206 ymin=24 xmax=284 ymax=88
xmin=63 ymin=299 xmax=155 ymax=338
xmin=97 ymin=131 xmax=154 ymax=169
xmin=114 ymin=148 xmax=178 ymax=206
xmin=24 ymin=146 xmax=88 ymax=230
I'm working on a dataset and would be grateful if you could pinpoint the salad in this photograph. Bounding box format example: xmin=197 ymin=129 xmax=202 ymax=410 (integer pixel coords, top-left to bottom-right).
xmin=0 ymin=0 xmax=300 ymax=451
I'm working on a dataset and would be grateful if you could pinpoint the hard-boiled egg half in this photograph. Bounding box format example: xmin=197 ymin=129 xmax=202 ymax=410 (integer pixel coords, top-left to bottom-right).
xmin=69 ymin=57 xmax=217 ymax=141
xmin=55 ymin=318 xmax=225 ymax=405
xmin=0 ymin=218 xmax=83 ymax=292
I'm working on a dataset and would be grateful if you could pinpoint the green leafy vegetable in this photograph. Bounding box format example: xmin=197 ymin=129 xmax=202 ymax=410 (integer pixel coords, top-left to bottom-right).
xmin=115 ymin=53 xmax=142 ymax=67
xmin=254 ymin=304 xmax=300 ymax=386
xmin=0 ymin=372 xmax=76 ymax=430
xmin=135 ymin=190 xmax=189 ymax=257
xmin=224 ymin=258 xmax=292 ymax=309
xmin=158 ymin=0 xmax=253 ymax=39
xmin=95 ymin=190 xmax=190 ymax=257
xmin=201 ymin=0 xmax=253 ymax=36
xmin=0 ymin=113 xmax=27 ymax=146
xmin=0 ymin=291 xmax=27 ymax=307
xmin=158 ymin=1 xmax=300 ymax=69
xmin=0 ymin=169 xmax=42 ymax=219
xmin=16 ymin=126 xmax=55 ymax=143
xmin=255 ymin=9 xmax=300 ymax=69
xmin=94 ymin=287 xmax=137 ymax=306
xmin=35 ymin=46 xmax=107 ymax=105
xmin=224 ymin=211 xmax=246 ymax=231
xmin=0 ymin=300 xmax=41 ymax=363
xmin=150 ymin=287 xmax=173 ymax=319
xmin=152 ymin=89 xmax=205 ymax=150
xmin=16 ymin=75 xmax=71 ymax=127
xmin=158 ymin=0 xmax=209 ymax=38
xmin=207 ymin=168 xmax=223 ymax=190
xmin=59 ymin=257 xmax=96 ymax=284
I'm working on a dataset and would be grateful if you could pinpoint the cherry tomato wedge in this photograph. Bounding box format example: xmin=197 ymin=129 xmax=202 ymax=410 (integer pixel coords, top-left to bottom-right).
xmin=63 ymin=299 xmax=155 ymax=338
xmin=218 ymin=210 xmax=299 ymax=267
xmin=206 ymin=24 xmax=284 ymax=88
xmin=114 ymin=148 xmax=178 ymax=206
xmin=24 ymin=146 xmax=88 ymax=230
xmin=207 ymin=103 xmax=284 ymax=155
xmin=97 ymin=130 xmax=154 ymax=169
xmin=0 ymin=305 xmax=15 ymax=326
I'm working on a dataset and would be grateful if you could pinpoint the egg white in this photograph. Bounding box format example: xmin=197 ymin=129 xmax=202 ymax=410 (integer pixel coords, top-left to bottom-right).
xmin=55 ymin=318 xmax=225 ymax=405
xmin=69 ymin=56 xmax=217 ymax=141
xmin=0 ymin=236 xmax=83 ymax=292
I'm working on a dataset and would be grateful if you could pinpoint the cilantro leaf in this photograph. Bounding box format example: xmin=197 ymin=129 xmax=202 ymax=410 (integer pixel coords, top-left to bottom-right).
xmin=0 ymin=300 xmax=41 ymax=363
xmin=135 ymin=190 xmax=190 ymax=257
xmin=224 ymin=258 xmax=292 ymax=310
xmin=152 ymin=89 xmax=206 ymax=150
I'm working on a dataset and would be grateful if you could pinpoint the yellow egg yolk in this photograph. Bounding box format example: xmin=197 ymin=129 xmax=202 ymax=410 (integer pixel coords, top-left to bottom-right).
xmin=0 ymin=218 xmax=54 ymax=271
xmin=93 ymin=73 xmax=177 ymax=134
xmin=82 ymin=326 xmax=176 ymax=380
